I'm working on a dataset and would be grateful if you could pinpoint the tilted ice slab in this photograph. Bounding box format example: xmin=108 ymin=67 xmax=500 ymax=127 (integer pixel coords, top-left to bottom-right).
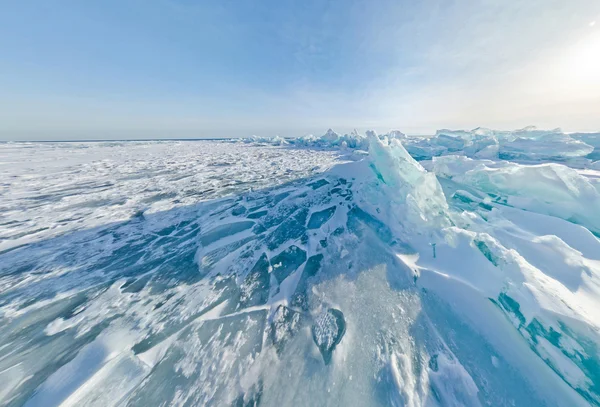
xmin=1 ymin=136 xmax=600 ymax=406
xmin=499 ymin=133 xmax=595 ymax=161
xmin=413 ymin=127 xmax=595 ymax=162
xmin=431 ymin=155 xmax=600 ymax=234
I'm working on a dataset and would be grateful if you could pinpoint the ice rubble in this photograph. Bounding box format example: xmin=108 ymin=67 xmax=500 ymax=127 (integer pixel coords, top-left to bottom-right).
xmin=407 ymin=127 xmax=595 ymax=162
xmin=243 ymin=126 xmax=599 ymax=167
xmin=1 ymin=133 xmax=600 ymax=406
xmin=240 ymin=128 xmax=407 ymax=151
xmin=431 ymin=155 xmax=600 ymax=234
xmin=358 ymin=135 xmax=600 ymax=405
xmin=242 ymin=135 xmax=288 ymax=145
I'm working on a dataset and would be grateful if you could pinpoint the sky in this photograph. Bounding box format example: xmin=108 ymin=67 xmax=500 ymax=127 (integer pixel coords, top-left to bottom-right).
xmin=1 ymin=0 xmax=599 ymax=140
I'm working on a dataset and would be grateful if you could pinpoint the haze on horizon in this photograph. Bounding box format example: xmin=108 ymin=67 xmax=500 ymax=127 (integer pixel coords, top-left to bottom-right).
xmin=1 ymin=0 xmax=599 ymax=141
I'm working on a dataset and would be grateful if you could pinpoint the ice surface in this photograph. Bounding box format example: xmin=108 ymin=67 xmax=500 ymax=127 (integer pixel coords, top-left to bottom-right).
xmin=431 ymin=155 xmax=600 ymax=234
xmin=1 ymin=133 xmax=600 ymax=406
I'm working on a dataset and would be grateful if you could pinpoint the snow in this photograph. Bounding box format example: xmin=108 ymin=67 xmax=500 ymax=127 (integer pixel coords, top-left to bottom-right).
xmin=1 ymin=129 xmax=600 ymax=406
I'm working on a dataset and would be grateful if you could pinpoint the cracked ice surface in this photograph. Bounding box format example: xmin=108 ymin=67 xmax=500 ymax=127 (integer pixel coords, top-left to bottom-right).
xmin=1 ymin=132 xmax=600 ymax=407
xmin=0 ymin=141 xmax=345 ymax=253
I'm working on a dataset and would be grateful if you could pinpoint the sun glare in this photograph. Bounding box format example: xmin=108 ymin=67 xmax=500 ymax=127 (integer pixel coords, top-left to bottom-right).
xmin=562 ymin=31 xmax=600 ymax=88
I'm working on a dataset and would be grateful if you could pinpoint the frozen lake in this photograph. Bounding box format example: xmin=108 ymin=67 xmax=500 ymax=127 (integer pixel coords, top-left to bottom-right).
xmin=1 ymin=131 xmax=600 ymax=406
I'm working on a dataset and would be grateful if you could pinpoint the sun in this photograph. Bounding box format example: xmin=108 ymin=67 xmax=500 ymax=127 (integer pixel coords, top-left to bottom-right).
xmin=562 ymin=30 xmax=600 ymax=88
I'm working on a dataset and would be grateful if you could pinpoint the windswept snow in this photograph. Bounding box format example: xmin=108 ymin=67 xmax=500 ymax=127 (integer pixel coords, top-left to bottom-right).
xmin=1 ymin=128 xmax=600 ymax=406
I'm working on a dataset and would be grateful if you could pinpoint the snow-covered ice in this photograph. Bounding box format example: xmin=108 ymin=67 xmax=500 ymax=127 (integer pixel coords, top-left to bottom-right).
xmin=1 ymin=129 xmax=600 ymax=406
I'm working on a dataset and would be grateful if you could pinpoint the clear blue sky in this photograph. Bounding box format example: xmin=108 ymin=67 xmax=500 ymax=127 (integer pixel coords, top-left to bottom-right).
xmin=1 ymin=0 xmax=599 ymax=140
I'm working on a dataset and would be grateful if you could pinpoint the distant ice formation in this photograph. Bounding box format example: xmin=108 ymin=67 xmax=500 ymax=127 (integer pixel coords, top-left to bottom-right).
xmin=241 ymin=126 xmax=600 ymax=168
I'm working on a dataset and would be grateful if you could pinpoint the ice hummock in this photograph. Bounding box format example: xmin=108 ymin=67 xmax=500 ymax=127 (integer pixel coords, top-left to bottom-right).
xmin=366 ymin=131 xmax=451 ymax=233
xmin=1 ymin=132 xmax=600 ymax=406
xmin=243 ymin=126 xmax=599 ymax=168
xmin=431 ymin=155 xmax=600 ymax=234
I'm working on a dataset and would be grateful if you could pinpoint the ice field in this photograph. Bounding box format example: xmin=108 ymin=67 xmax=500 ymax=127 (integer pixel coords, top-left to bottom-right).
xmin=1 ymin=127 xmax=600 ymax=406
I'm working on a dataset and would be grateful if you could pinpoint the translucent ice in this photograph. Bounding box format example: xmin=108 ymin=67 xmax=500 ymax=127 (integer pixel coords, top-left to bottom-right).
xmin=366 ymin=132 xmax=451 ymax=232
xmin=432 ymin=155 xmax=600 ymax=234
